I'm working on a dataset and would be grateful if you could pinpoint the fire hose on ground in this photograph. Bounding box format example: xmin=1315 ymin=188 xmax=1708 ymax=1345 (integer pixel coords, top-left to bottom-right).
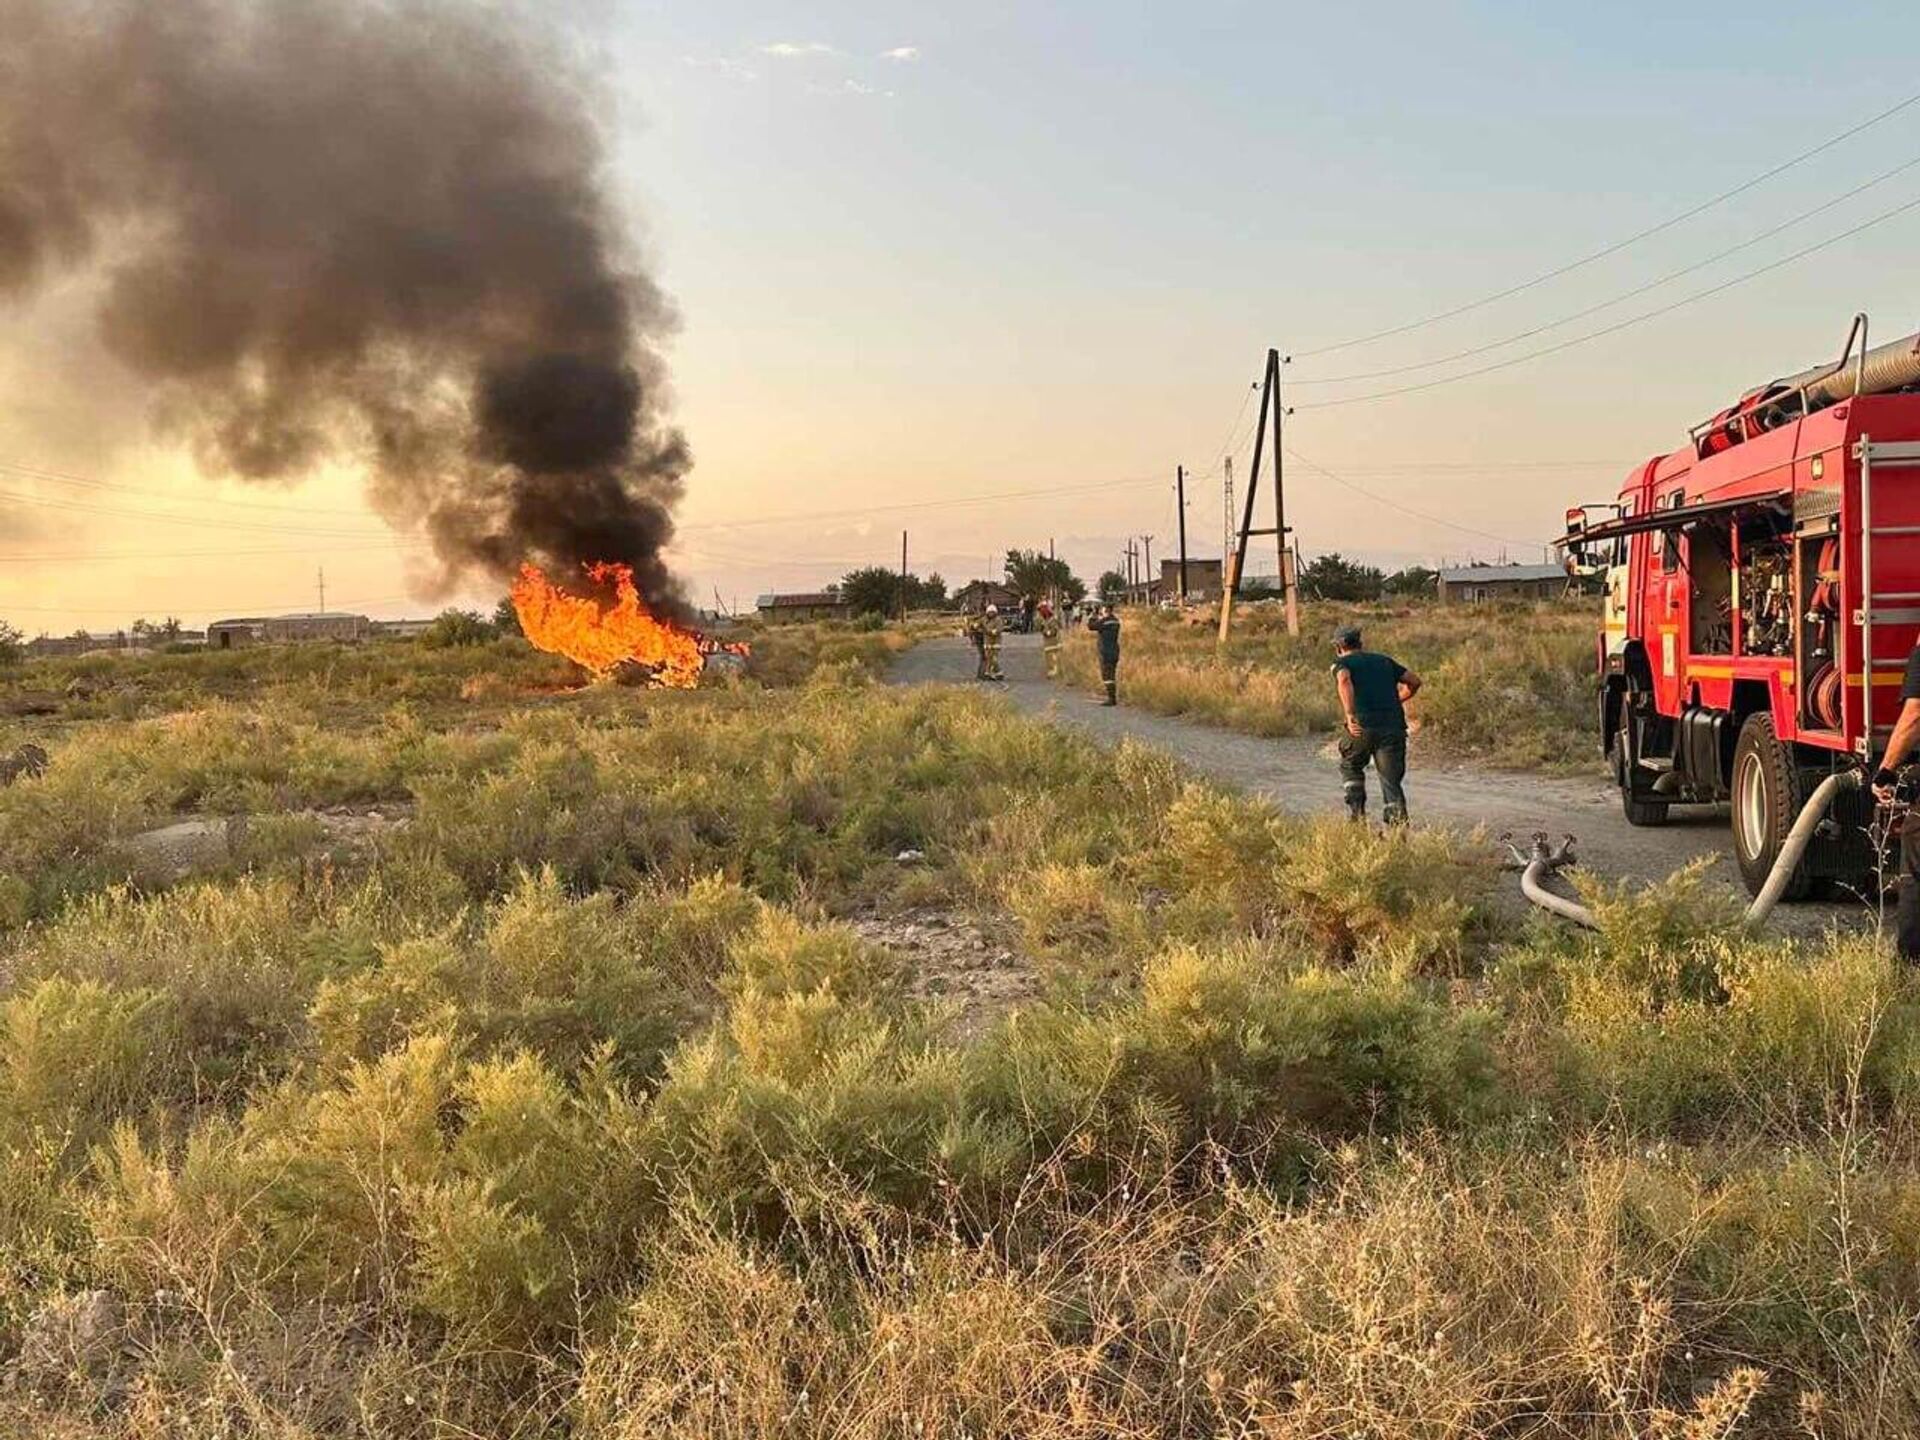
xmin=1507 ymin=769 xmax=1864 ymax=934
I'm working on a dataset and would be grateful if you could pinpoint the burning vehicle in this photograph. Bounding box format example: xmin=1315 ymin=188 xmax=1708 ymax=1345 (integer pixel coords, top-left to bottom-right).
xmin=513 ymin=561 xmax=748 ymax=687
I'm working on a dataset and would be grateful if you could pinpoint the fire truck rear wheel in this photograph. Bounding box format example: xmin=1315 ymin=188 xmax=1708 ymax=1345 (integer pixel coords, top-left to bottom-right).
xmin=1730 ymin=712 xmax=1811 ymax=901
xmin=1612 ymin=724 xmax=1668 ymax=827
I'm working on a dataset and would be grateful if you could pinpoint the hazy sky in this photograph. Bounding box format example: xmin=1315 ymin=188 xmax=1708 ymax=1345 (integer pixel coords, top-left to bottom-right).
xmin=7 ymin=0 xmax=1920 ymax=632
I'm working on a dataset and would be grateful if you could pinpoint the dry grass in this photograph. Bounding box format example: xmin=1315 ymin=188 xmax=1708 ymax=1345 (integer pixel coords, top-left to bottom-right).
xmin=1059 ymin=597 xmax=1599 ymax=771
xmin=0 ymin=640 xmax=1913 ymax=1436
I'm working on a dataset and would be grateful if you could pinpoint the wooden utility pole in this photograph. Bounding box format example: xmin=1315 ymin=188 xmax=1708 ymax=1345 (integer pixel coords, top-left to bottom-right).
xmin=1176 ymin=466 xmax=1189 ymax=603
xmin=899 ymin=531 xmax=909 ymax=622
xmin=1141 ymin=535 xmax=1154 ymax=603
xmin=1219 ymin=348 xmax=1299 ymax=644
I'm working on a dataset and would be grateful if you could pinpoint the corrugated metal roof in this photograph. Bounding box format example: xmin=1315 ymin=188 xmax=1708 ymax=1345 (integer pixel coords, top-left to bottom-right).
xmin=1436 ymin=564 xmax=1566 ymax=585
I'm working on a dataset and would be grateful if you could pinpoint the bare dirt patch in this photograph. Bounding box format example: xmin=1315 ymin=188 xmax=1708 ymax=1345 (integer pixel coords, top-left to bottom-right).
xmin=122 ymin=803 xmax=414 ymax=883
xmin=850 ymin=907 xmax=1039 ymax=1041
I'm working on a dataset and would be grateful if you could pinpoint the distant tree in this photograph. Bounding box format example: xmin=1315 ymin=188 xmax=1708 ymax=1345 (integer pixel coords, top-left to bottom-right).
xmin=908 ymin=572 xmax=948 ymax=609
xmin=839 ymin=568 xmax=948 ymax=617
xmin=1383 ymin=565 xmax=1439 ymax=598
xmin=1004 ymin=549 xmax=1085 ymax=603
xmin=418 ymin=608 xmax=494 ymax=648
xmin=0 ymin=621 xmax=21 ymax=668
xmin=1097 ymin=570 xmax=1126 ymax=603
xmin=492 ymin=596 xmax=523 ymax=637
xmin=131 ymin=616 xmax=183 ymax=644
xmin=839 ymin=567 xmax=904 ymax=618
xmin=1300 ymin=553 xmax=1385 ymax=602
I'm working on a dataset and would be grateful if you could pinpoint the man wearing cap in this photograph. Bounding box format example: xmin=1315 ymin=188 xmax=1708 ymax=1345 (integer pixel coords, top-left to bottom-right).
xmin=1331 ymin=624 xmax=1421 ymax=824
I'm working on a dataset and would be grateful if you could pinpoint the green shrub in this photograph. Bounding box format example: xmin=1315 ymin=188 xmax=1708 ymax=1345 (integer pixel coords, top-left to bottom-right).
xmin=0 ymin=979 xmax=182 ymax=1155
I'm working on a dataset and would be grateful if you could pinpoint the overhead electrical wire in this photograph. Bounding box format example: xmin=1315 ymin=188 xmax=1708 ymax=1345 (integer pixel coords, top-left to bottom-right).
xmin=0 ymin=486 xmax=394 ymax=540
xmin=0 ymin=539 xmax=428 ymax=563
xmin=1290 ymin=149 xmax=1920 ymax=387
xmin=0 ymin=458 xmax=381 ymax=519
xmin=1292 ymin=188 xmax=1920 ymax=411
xmin=1292 ymin=83 xmax=1920 ymax=359
xmin=4 ymin=593 xmax=418 ymax=619
xmin=1284 ymin=447 xmax=1546 ymax=550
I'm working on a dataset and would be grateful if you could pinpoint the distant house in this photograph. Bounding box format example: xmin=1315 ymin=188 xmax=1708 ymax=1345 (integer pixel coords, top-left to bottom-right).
xmin=950 ymin=580 xmax=1018 ymax=613
xmin=754 ymin=591 xmax=849 ymax=624
xmin=208 ymin=612 xmax=372 ymax=648
xmin=1436 ymin=564 xmax=1571 ymax=604
xmin=371 ymin=618 xmax=436 ymax=640
xmin=207 ymin=618 xmax=267 ymax=649
xmin=1160 ymin=558 xmax=1225 ymax=602
xmin=25 ymin=633 xmax=120 ymax=659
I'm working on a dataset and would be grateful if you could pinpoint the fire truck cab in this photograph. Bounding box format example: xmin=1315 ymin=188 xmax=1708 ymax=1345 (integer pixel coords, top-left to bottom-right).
xmin=1565 ymin=318 xmax=1920 ymax=899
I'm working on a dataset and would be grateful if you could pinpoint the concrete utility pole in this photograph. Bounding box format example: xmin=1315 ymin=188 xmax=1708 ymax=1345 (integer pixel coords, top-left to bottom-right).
xmin=316 ymin=566 xmax=326 ymax=614
xmin=1222 ymin=456 xmax=1234 ymax=579
xmin=899 ymin=531 xmax=909 ymax=622
xmin=1176 ymin=465 xmax=1189 ymax=603
xmin=1141 ymin=535 xmax=1154 ymax=603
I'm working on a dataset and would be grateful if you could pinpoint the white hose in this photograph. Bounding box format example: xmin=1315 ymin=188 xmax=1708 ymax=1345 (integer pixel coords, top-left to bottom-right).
xmin=1520 ymin=854 xmax=1598 ymax=930
xmin=1514 ymin=769 xmax=1861 ymax=934
xmin=1740 ymin=770 xmax=1861 ymax=931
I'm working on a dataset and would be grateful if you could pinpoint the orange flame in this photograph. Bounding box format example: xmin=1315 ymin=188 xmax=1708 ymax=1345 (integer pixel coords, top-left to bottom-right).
xmin=512 ymin=561 xmax=741 ymax=688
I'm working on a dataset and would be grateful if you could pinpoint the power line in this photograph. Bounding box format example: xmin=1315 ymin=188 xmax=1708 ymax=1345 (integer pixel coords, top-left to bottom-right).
xmin=4 ymin=593 xmax=418 ymax=619
xmin=1292 ymin=150 xmax=1920 ymax=387
xmin=0 ymin=539 xmax=427 ymax=563
xmin=1285 ymin=446 xmax=1545 ymax=549
xmin=0 ymin=484 xmax=392 ymax=539
xmin=1293 ymin=187 xmax=1920 ymax=411
xmin=0 ymin=458 xmax=380 ymax=519
xmin=674 ymin=472 xmax=1168 ymax=533
xmin=1293 ymin=84 xmax=1920 ymax=360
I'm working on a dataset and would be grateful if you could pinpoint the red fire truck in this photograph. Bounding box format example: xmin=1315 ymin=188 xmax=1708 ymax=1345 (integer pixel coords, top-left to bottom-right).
xmin=1564 ymin=316 xmax=1920 ymax=899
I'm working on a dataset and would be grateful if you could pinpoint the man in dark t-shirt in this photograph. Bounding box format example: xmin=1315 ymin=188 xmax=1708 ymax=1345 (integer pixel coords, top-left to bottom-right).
xmin=1330 ymin=624 xmax=1422 ymax=824
xmin=1869 ymin=645 xmax=1920 ymax=959
xmin=1090 ymin=603 xmax=1122 ymax=705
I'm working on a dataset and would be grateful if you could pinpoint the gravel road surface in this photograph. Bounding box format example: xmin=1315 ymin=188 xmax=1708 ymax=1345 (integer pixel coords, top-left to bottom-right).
xmin=892 ymin=633 xmax=1870 ymax=938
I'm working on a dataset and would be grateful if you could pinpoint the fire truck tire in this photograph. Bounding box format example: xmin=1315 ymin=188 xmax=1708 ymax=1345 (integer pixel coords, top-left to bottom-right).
xmin=1611 ymin=724 xmax=1668 ymax=827
xmin=1730 ymin=713 xmax=1810 ymax=901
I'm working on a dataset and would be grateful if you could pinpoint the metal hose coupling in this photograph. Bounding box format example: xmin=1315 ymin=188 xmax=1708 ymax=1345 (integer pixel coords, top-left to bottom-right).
xmin=1503 ymin=832 xmax=1598 ymax=930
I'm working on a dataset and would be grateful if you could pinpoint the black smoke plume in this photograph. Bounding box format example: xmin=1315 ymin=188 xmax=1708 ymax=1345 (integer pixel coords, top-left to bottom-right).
xmin=0 ymin=0 xmax=690 ymax=613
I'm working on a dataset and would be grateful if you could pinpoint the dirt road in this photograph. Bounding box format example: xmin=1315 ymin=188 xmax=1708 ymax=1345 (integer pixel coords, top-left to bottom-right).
xmin=892 ymin=633 xmax=1867 ymax=936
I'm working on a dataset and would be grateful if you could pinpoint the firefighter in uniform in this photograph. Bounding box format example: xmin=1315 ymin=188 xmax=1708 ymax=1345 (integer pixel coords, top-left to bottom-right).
xmin=1331 ymin=624 xmax=1422 ymax=825
xmin=1038 ymin=601 xmax=1062 ymax=678
xmin=982 ymin=604 xmax=1005 ymax=682
xmin=1090 ymin=603 xmax=1121 ymax=705
xmin=963 ymin=610 xmax=987 ymax=680
xmin=1870 ymin=641 xmax=1920 ymax=960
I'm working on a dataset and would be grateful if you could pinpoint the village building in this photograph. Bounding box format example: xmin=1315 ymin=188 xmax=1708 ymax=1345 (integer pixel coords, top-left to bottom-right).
xmin=950 ymin=580 xmax=1019 ymax=612
xmin=208 ymin=612 xmax=372 ymax=648
xmin=753 ymin=591 xmax=849 ymax=624
xmin=1436 ymin=563 xmax=1573 ymax=604
xmin=1159 ymin=558 xmax=1226 ymax=602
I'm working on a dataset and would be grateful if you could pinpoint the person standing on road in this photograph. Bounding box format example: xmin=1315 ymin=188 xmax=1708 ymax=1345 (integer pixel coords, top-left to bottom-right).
xmin=1020 ymin=593 xmax=1038 ymax=635
xmin=963 ymin=609 xmax=987 ymax=680
xmin=1331 ymin=624 xmax=1421 ymax=824
xmin=1038 ymin=601 xmax=1063 ymax=679
xmin=1869 ymin=641 xmax=1920 ymax=960
xmin=982 ymin=603 xmax=1006 ymax=682
xmin=1090 ymin=602 xmax=1121 ymax=705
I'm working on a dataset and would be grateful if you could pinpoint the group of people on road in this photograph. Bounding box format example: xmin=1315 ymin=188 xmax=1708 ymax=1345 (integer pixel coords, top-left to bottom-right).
xmin=960 ymin=601 xmax=1422 ymax=822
